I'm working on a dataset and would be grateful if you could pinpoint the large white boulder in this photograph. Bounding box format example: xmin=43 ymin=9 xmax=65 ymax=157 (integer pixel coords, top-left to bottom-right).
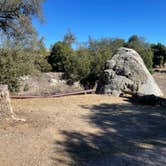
xmin=96 ymin=47 xmax=163 ymax=97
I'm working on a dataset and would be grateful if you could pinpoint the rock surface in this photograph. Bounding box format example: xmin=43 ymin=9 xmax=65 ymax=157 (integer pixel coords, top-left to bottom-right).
xmin=96 ymin=47 xmax=163 ymax=96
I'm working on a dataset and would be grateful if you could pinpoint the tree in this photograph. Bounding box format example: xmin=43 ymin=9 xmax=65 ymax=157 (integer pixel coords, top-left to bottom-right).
xmin=64 ymin=47 xmax=95 ymax=89
xmin=0 ymin=0 xmax=44 ymax=38
xmin=48 ymin=41 xmax=74 ymax=72
xmin=151 ymin=43 xmax=166 ymax=67
xmin=67 ymin=48 xmax=92 ymax=81
xmin=0 ymin=47 xmax=38 ymax=92
xmin=63 ymin=30 xmax=76 ymax=46
xmin=33 ymin=37 xmax=52 ymax=72
xmin=0 ymin=35 xmax=52 ymax=92
xmin=86 ymin=38 xmax=125 ymax=88
xmin=65 ymin=37 xmax=125 ymax=89
xmin=0 ymin=0 xmax=45 ymax=121
xmin=128 ymin=35 xmax=139 ymax=43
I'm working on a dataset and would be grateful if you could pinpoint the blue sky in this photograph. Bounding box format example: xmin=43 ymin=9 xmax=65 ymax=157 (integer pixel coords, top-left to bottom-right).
xmin=33 ymin=0 xmax=166 ymax=48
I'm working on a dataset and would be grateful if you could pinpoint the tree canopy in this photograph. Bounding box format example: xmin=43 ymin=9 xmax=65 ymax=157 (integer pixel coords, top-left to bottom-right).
xmin=48 ymin=41 xmax=74 ymax=72
xmin=151 ymin=43 xmax=166 ymax=67
xmin=0 ymin=0 xmax=44 ymax=38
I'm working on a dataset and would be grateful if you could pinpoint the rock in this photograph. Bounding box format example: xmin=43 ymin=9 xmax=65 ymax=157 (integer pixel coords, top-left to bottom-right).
xmin=96 ymin=47 xmax=163 ymax=96
xmin=73 ymin=82 xmax=81 ymax=88
xmin=48 ymin=78 xmax=58 ymax=85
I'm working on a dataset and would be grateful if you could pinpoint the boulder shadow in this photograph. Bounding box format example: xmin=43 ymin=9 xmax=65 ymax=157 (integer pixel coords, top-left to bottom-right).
xmin=52 ymin=101 xmax=166 ymax=166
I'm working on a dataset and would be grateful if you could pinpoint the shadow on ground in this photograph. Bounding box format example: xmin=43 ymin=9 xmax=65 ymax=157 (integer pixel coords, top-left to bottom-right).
xmin=52 ymin=101 xmax=166 ymax=166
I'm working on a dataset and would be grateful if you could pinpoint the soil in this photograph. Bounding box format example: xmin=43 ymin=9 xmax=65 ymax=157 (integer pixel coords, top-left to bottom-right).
xmin=153 ymin=72 xmax=166 ymax=96
xmin=0 ymin=94 xmax=166 ymax=166
xmin=0 ymin=73 xmax=165 ymax=166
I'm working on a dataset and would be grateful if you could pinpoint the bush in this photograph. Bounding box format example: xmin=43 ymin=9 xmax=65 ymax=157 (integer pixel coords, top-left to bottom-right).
xmin=34 ymin=54 xmax=52 ymax=72
xmin=52 ymin=38 xmax=125 ymax=89
xmin=0 ymin=48 xmax=37 ymax=92
xmin=48 ymin=42 xmax=73 ymax=72
xmin=151 ymin=43 xmax=166 ymax=67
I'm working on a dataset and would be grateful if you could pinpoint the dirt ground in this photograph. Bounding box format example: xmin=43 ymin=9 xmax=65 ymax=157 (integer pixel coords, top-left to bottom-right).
xmin=153 ymin=72 xmax=166 ymax=96
xmin=0 ymin=93 xmax=166 ymax=166
xmin=0 ymin=73 xmax=166 ymax=166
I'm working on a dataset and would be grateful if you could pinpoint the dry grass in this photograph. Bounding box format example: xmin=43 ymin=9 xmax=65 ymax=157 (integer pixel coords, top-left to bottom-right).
xmin=0 ymin=94 xmax=166 ymax=166
xmin=0 ymin=73 xmax=165 ymax=166
xmin=0 ymin=95 xmax=122 ymax=166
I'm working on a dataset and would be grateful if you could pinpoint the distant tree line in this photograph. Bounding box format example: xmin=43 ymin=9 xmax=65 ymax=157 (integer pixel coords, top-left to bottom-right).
xmin=48 ymin=33 xmax=166 ymax=89
xmin=1 ymin=32 xmax=166 ymax=92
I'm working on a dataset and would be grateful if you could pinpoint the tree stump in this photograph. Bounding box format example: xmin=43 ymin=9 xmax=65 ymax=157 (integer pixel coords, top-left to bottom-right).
xmin=0 ymin=85 xmax=15 ymax=120
xmin=0 ymin=84 xmax=25 ymax=121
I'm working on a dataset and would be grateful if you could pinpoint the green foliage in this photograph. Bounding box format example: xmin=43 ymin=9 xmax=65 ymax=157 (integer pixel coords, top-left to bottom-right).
xmin=65 ymin=48 xmax=92 ymax=82
xmin=47 ymin=37 xmax=126 ymax=89
xmin=80 ymin=38 xmax=125 ymax=88
xmin=0 ymin=0 xmax=44 ymax=38
xmin=137 ymin=48 xmax=153 ymax=73
xmin=0 ymin=48 xmax=36 ymax=92
xmin=151 ymin=43 xmax=166 ymax=67
xmin=34 ymin=54 xmax=52 ymax=72
xmin=60 ymin=35 xmax=156 ymax=88
xmin=1 ymin=30 xmax=166 ymax=92
xmin=48 ymin=42 xmax=74 ymax=72
xmin=34 ymin=38 xmax=52 ymax=72
xmin=63 ymin=38 xmax=125 ymax=89
xmin=0 ymin=37 xmax=51 ymax=92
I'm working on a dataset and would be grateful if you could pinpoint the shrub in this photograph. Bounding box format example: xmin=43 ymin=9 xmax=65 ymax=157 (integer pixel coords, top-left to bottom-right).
xmin=151 ymin=43 xmax=166 ymax=67
xmin=0 ymin=48 xmax=36 ymax=92
xmin=48 ymin=42 xmax=73 ymax=72
xmin=34 ymin=54 xmax=52 ymax=72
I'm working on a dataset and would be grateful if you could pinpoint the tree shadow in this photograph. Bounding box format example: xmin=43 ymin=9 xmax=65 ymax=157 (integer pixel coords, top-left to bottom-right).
xmin=52 ymin=100 xmax=166 ymax=166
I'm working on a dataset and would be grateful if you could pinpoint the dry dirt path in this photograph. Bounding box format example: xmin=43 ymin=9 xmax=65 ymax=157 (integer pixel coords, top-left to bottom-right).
xmin=153 ymin=72 xmax=166 ymax=96
xmin=0 ymin=95 xmax=166 ymax=166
